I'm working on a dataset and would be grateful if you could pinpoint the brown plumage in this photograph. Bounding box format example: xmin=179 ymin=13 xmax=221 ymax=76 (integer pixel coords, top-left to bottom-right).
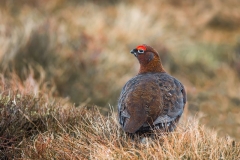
xmin=118 ymin=44 xmax=186 ymax=134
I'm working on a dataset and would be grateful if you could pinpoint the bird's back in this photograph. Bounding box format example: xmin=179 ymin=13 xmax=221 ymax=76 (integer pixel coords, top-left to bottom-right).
xmin=118 ymin=72 xmax=186 ymax=134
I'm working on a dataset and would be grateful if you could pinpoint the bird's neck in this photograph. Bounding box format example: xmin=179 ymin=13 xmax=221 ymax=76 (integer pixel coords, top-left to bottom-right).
xmin=138 ymin=59 xmax=165 ymax=74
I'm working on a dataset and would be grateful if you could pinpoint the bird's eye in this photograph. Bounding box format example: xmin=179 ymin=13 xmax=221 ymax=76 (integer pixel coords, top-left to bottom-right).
xmin=138 ymin=49 xmax=144 ymax=54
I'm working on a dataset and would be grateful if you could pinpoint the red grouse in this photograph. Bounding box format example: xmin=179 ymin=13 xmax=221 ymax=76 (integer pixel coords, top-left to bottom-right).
xmin=118 ymin=44 xmax=186 ymax=134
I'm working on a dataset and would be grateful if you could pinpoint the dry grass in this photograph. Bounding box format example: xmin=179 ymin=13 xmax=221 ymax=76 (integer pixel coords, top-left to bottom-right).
xmin=0 ymin=86 xmax=239 ymax=159
xmin=0 ymin=0 xmax=240 ymax=158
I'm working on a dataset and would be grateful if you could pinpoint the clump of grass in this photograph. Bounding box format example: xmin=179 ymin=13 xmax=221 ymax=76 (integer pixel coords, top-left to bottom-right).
xmin=22 ymin=116 xmax=240 ymax=159
xmin=0 ymin=83 xmax=239 ymax=159
xmin=0 ymin=77 xmax=67 ymax=158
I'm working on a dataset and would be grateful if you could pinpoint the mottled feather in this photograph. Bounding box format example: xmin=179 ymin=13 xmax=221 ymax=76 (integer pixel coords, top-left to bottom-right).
xmin=118 ymin=44 xmax=186 ymax=134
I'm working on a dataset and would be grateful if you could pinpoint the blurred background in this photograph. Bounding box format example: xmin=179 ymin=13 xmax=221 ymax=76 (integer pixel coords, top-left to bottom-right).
xmin=0 ymin=0 xmax=240 ymax=140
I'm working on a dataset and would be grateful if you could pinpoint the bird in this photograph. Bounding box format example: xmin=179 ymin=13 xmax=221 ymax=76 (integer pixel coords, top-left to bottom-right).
xmin=118 ymin=44 xmax=186 ymax=135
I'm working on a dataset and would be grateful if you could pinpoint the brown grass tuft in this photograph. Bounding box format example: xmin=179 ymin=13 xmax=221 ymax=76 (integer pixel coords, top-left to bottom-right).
xmin=0 ymin=87 xmax=239 ymax=159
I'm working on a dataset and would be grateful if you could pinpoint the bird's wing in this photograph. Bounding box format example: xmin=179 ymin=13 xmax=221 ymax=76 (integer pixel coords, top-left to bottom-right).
xmin=118 ymin=73 xmax=186 ymax=133
xmin=118 ymin=74 xmax=163 ymax=133
xmin=153 ymin=74 xmax=186 ymax=124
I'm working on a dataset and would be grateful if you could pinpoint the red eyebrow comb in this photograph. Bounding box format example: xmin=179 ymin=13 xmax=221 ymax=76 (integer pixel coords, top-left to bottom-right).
xmin=136 ymin=45 xmax=147 ymax=51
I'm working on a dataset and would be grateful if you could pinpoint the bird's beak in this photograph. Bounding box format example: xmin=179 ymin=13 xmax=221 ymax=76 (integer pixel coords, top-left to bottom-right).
xmin=130 ymin=49 xmax=138 ymax=57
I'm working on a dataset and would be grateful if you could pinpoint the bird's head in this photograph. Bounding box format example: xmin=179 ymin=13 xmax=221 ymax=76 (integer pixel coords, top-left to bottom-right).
xmin=130 ymin=44 xmax=165 ymax=74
